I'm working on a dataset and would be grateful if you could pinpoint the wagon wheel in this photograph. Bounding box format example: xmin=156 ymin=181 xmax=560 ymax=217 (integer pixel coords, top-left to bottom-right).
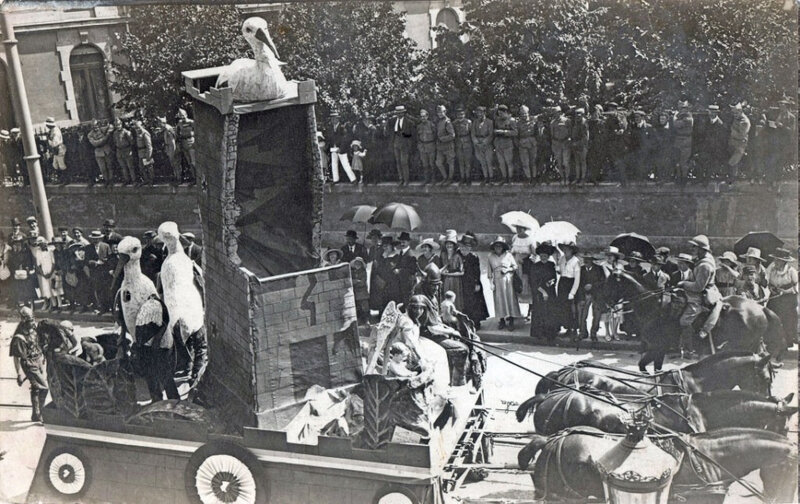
xmin=44 ymin=446 xmax=92 ymax=498
xmin=373 ymin=485 xmax=421 ymax=504
xmin=185 ymin=441 xmax=268 ymax=504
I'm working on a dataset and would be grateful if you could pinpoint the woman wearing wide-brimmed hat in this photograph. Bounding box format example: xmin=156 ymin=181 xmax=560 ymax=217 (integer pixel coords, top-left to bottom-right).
xmin=458 ymin=232 xmax=489 ymax=328
xmin=415 ymin=238 xmax=441 ymax=276
xmin=439 ymin=229 xmax=464 ymax=311
xmin=765 ymin=248 xmax=798 ymax=350
xmin=374 ymin=235 xmax=402 ymax=312
xmin=528 ymin=243 xmax=559 ymax=341
xmin=487 ymin=236 xmax=521 ymax=330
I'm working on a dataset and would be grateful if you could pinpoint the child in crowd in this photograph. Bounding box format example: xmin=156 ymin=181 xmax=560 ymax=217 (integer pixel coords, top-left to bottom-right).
xmin=439 ymin=290 xmax=459 ymax=328
xmin=350 ymin=140 xmax=366 ymax=185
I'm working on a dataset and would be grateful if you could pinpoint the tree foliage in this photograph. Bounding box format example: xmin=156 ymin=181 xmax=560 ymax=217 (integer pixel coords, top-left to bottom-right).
xmin=417 ymin=0 xmax=797 ymax=112
xmin=273 ymin=2 xmax=418 ymax=121
xmin=110 ymin=5 xmax=249 ymax=117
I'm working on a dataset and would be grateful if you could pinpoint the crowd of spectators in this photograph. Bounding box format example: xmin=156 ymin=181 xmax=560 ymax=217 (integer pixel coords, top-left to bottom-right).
xmin=318 ymin=97 xmax=797 ymax=187
xmin=0 ymin=109 xmax=198 ymax=187
xmin=0 ymin=215 xmax=201 ymax=314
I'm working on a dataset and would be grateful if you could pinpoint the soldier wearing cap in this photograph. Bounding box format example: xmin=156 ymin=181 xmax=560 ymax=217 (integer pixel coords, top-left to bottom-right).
xmin=391 ymin=105 xmax=414 ymax=185
xmin=416 ymin=109 xmax=436 ymax=184
xmin=724 ymin=102 xmax=751 ymax=186
xmin=673 ymin=99 xmax=694 ymax=184
xmin=694 ymin=104 xmax=726 ymax=181
xmin=570 ymin=107 xmax=589 ymax=184
xmin=494 ymin=104 xmax=518 ymax=184
xmin=176 ymin=108 xmax=197 ymax=185
xmin=677 ymin=235 xmax=722 ymax=355
xmin=435 ymin=105 xmax=456 ymax=185
xmin=587 ymin=105 xmax=607 ymax=184
xmin=549 ymin=106 xmax=572 ymax=185
xmin=88 ymin=120 xmax=114 ymax=186
xmin=605 ymin=102 xmax=629 ymax=185
xmin=628 ymin=109 xmax=652 ymax=181
xmin=516 ymin=105 xmax=537 ymax=184
xmin=157 ymin=116 xmax=180 ymax=184
xmin=470 ymin=106 xmax=494 ymax=185
xmin=133 ymin=121 xmax=154 ymax=186
xmin=113 ymin=119 xmax=136 ymax=185
xmin=452 ymin=105 xmax=473 ymax=185
xmin=716 ymin=251 xmax=740 ymax=297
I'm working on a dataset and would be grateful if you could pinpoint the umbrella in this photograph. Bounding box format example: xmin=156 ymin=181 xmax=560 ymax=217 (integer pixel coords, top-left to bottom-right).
xmin=734 ymin=232 xmax=784 ymax=258
xmin=501 ymin=211 xmax=540 ymax=233
xmin=370 ymin=202 xmax=422 ymax=231
xmin=610 ymin=232 xmax=656 ymax=260
xmin=339 ymin=205 xmax=377 ymax=223
xmin=340 ymin=205 xmax=377 ymax=243
xmin=534 ymin=221 xmax=581 ymax=244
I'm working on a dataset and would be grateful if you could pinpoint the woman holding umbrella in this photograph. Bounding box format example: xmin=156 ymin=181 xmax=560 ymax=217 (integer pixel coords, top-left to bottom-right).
xmin=528 ymin=243 xmax=559 ymax=341
xmin=765 ymin=248 xmax=798 ymax=351
xmin=488 ymin=237 xmax=521 ymax=330
xmin=459 ymin=232 xmax=489 ymax=329
xmin=439 ymin=230 xmax=465 ymax=311
xmin=555 ymin=242 xmax=581 ymax=338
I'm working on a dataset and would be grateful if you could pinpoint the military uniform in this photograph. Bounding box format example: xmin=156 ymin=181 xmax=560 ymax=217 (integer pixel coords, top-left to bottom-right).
xmin=728 ymin=112 xmax=751 ymax=180
xmin=493 ymin=114 xmax=517 ymax=182
xmin=606 ymin=110 xmax=629 ymax=184
xmin=416 ymin=118 xmax=436 ymax=183
xmin=113 ymin=126 xmax=136 ymax=184
xmin=673 ymin=110 xmax=694 ymax=182
xmin=177 ymin=118 xmax=197 ymax=183
xmin=570 ymin=115 xmax=589 ymax=183
xmin=517 ymin=115 xmax=537 ymax=181
xmin=87 ymin=125 xmax=113 ymax=185
xmin=161 ymin=123 xmax=179 ymax=183
xmin=10 ymin=316 xmax=48 ymax=421
xmin=435 ymin=115 xmax=456 ymax=183
xmin=470 ymin=115 xmax=494 ymax=183
xmin=453 ymin=116 xmax=473 ymax=183
xmin=550 ymin=113 xmax=572 ymax=182
xmin=136 ymin=126 xmax=154 ymax=185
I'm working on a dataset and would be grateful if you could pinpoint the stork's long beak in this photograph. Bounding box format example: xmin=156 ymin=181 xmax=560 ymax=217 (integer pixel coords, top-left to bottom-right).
xmin=118 ymin=253 xmax=130 ymax=265
xmin=256 ymin=28 xmax=280 ymax=60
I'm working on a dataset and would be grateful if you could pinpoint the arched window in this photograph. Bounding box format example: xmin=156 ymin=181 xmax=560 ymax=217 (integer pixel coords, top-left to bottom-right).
xmin=0 ymin=61 xmax=15 ymax=130
xmin=69 ymin=45 xmax=111 ymax=122
xmin=435 ymin=8 xmax=460 ymax=31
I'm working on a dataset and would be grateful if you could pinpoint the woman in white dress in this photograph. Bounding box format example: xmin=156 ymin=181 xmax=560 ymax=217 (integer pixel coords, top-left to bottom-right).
xmin=31 ymin=237 xmax=60 ymax=311
xmin=487 ymin=236 xmax=521 ymax=330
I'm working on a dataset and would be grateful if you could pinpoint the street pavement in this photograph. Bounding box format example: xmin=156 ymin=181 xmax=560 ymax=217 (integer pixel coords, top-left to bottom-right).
xmin=0 ymin=318 xmax=796 ymax=504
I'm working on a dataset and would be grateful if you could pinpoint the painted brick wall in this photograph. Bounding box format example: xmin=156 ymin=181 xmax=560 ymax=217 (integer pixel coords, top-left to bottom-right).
xmin=250 ymin=263 xmax=362 ymax=429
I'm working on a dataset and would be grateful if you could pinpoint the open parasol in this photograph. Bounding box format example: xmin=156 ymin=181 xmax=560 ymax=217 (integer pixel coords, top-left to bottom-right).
xmin=340 ymin=205 xmax=377 ymax=243
xmin=370 ymin=202 xmax=422 ymax=231
xmin=500 ymin=211 xmax=540 ymax=233
xmin=534 ymin=221 xmax=581 ymax=244
xmin=733 ymin=232 xmax=784 ymax=258
xmin=610 ymin=232 xmax=656 ymax=260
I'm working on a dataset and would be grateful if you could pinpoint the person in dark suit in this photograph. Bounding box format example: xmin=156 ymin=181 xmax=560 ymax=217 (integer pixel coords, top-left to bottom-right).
xmin=141 ymin=230 xmax=163 ymax=283
xmin=391 ymin=106 xmax=415 ymax=185
xmin=395 ymin=231 xmax=417 ymax=304
xmin=102 ymin=219 xmax=123 ymax=245
xmin=182 ymin=232 xmax=202 ymax=266
xmin=84 ymin=230 xmax=111 ymax=312
xmin=340 ymin=230 xmax=367 ymax=262
xmin=656 ymin=246 xmax=678 ymax=279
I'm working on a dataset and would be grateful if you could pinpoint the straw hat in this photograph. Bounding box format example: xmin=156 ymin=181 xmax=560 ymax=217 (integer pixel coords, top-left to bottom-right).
xmin=675 ymin=253 xmax=695 ymax=264
xmin=441 ymin=229 xmax=458 ymax=246
xmin=739 ymin=247 xmax=765 ymax=263
xmin=604 ymin=246 xmax=624 ymax=259
xmin=769 ymin=248 xmax=795 ymax=263
xmin=490 ymin=236 xmax=510 ymax=251
xmin=718 ymin=251 xmax=739 ymax=266
xmin=416 ymin=238 xmax=440 ymax=252
xmin=45 ymin=117 xmax=56 ymax=127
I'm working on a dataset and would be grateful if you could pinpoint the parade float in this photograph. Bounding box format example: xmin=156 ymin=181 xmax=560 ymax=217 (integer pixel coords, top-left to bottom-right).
xmin=25 ymin=60 xmax=490 ymax=504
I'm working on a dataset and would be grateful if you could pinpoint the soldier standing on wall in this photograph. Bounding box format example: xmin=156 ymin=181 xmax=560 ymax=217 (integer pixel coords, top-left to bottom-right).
xmin=88 ymin=120 xmax=114 ymax=187
xmin=176 ymin=108 xmax=197 ymax=186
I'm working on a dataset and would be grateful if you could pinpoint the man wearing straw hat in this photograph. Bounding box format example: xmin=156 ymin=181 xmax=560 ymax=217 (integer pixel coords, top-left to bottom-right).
xmin=45 ymin=117 xmax=67 ymax=184
xmin=677 ymin=235 xmax=723 ymax=355
xmin=716 ymin=251 xmax=740 ymax=297
xmin=737 ymin=247 xmax=768 ymax=289
xmin=391 ymin=105 xmax=414 ymax=185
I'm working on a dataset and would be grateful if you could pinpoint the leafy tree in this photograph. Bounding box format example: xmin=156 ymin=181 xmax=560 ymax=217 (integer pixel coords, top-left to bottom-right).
xmin=273 ymin=2 xmax=418 ymax=121
xmin=110 ymin=5 xmax=249 ymax=117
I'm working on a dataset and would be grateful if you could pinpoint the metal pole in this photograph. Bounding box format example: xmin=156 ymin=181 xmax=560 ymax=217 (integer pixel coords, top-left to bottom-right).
xmin=1 ymin=11 xmax=53 ymax=240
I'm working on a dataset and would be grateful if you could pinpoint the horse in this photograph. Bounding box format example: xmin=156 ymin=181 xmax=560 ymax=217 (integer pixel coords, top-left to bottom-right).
xmin=594 ymin=270 xmax=786 ymax=358
xmin=535 ymin=351 xmax=775 ymax=397
xmin=516 ymin=388 xmax=797 ymax=435
xmin=518 ymin=427 xmax=797 ymax=504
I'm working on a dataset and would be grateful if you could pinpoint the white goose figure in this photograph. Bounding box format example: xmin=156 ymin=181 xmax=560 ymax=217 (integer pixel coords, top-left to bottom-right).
xmin=216 ymin=17 xmax=292 ymax=102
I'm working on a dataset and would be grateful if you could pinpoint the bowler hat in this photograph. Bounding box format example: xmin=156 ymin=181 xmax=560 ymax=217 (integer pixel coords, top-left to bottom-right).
xmin=345 ymin=230 xmax=358 ymax=239
xmin=398 ymin=232 xmax=411 ymax=242
xmin=656 ymin=246 xmax=671 ymax=256
xmin=769 ymin=248 xmax=795 ymax=262
xmin=381 ymin=235 xmax=398 ymax=246
xmin=10 ymin=217 xmax=20 ymax=226
xmin=688 ymin=234 xmax=712 ymax=252
xmin=490 ymin=236 xmax=510 ymax=251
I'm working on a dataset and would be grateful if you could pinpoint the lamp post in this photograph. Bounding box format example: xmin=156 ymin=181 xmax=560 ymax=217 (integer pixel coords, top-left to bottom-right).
xmin=1 ymin=11 xmax=54 ymax=240
xmin=594 ymin=408 xmax=682 ymax=504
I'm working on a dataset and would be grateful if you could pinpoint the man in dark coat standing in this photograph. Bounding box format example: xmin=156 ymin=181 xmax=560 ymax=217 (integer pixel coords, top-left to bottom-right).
xmin=141 ymin=230 xmax=163 ymax=283
xmin=341 ymin=230 xmax=367 ymax=262
xmin=391 ymin=106 xmax=415 ymax=185
xmin=395 ymin=231 xmax=417 ymax=304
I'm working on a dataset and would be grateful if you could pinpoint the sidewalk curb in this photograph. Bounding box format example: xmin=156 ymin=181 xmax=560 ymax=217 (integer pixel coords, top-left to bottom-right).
xmin=478 ymin=329 xmax=641 ymax=352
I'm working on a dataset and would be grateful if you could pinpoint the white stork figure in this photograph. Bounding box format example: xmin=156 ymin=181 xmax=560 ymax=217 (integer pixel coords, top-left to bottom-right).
xmin=157 ymin=222 xmax=204 ymax=347
xmin=216 ymin=17 xmax=292 ymax=102
xmin=115 ymin=237 xmax=159 ymax=344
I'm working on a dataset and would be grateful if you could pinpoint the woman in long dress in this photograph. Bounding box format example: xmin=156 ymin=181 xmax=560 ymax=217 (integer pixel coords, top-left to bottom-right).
xmin=765 ymin=248 xmax=798 ymax=352
xmin=374 ymin=236 xmax=401 ymax=312
xmin=487 ymin=236 xmax=521 ymax=330
xmin=555 ymin=242 xmax=581 ymax=337
xmin=439 ymin=230 xmax=464 ymax=311
xmin=459 ymin=232 xmax=489 ymax=328
xmin=527 ymin=243 xmax=559 ymax=341
xmin=8 ymin=237 xmax=36 ymax=309
xmin=511 ymin=225 xmax=536 ymax=321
